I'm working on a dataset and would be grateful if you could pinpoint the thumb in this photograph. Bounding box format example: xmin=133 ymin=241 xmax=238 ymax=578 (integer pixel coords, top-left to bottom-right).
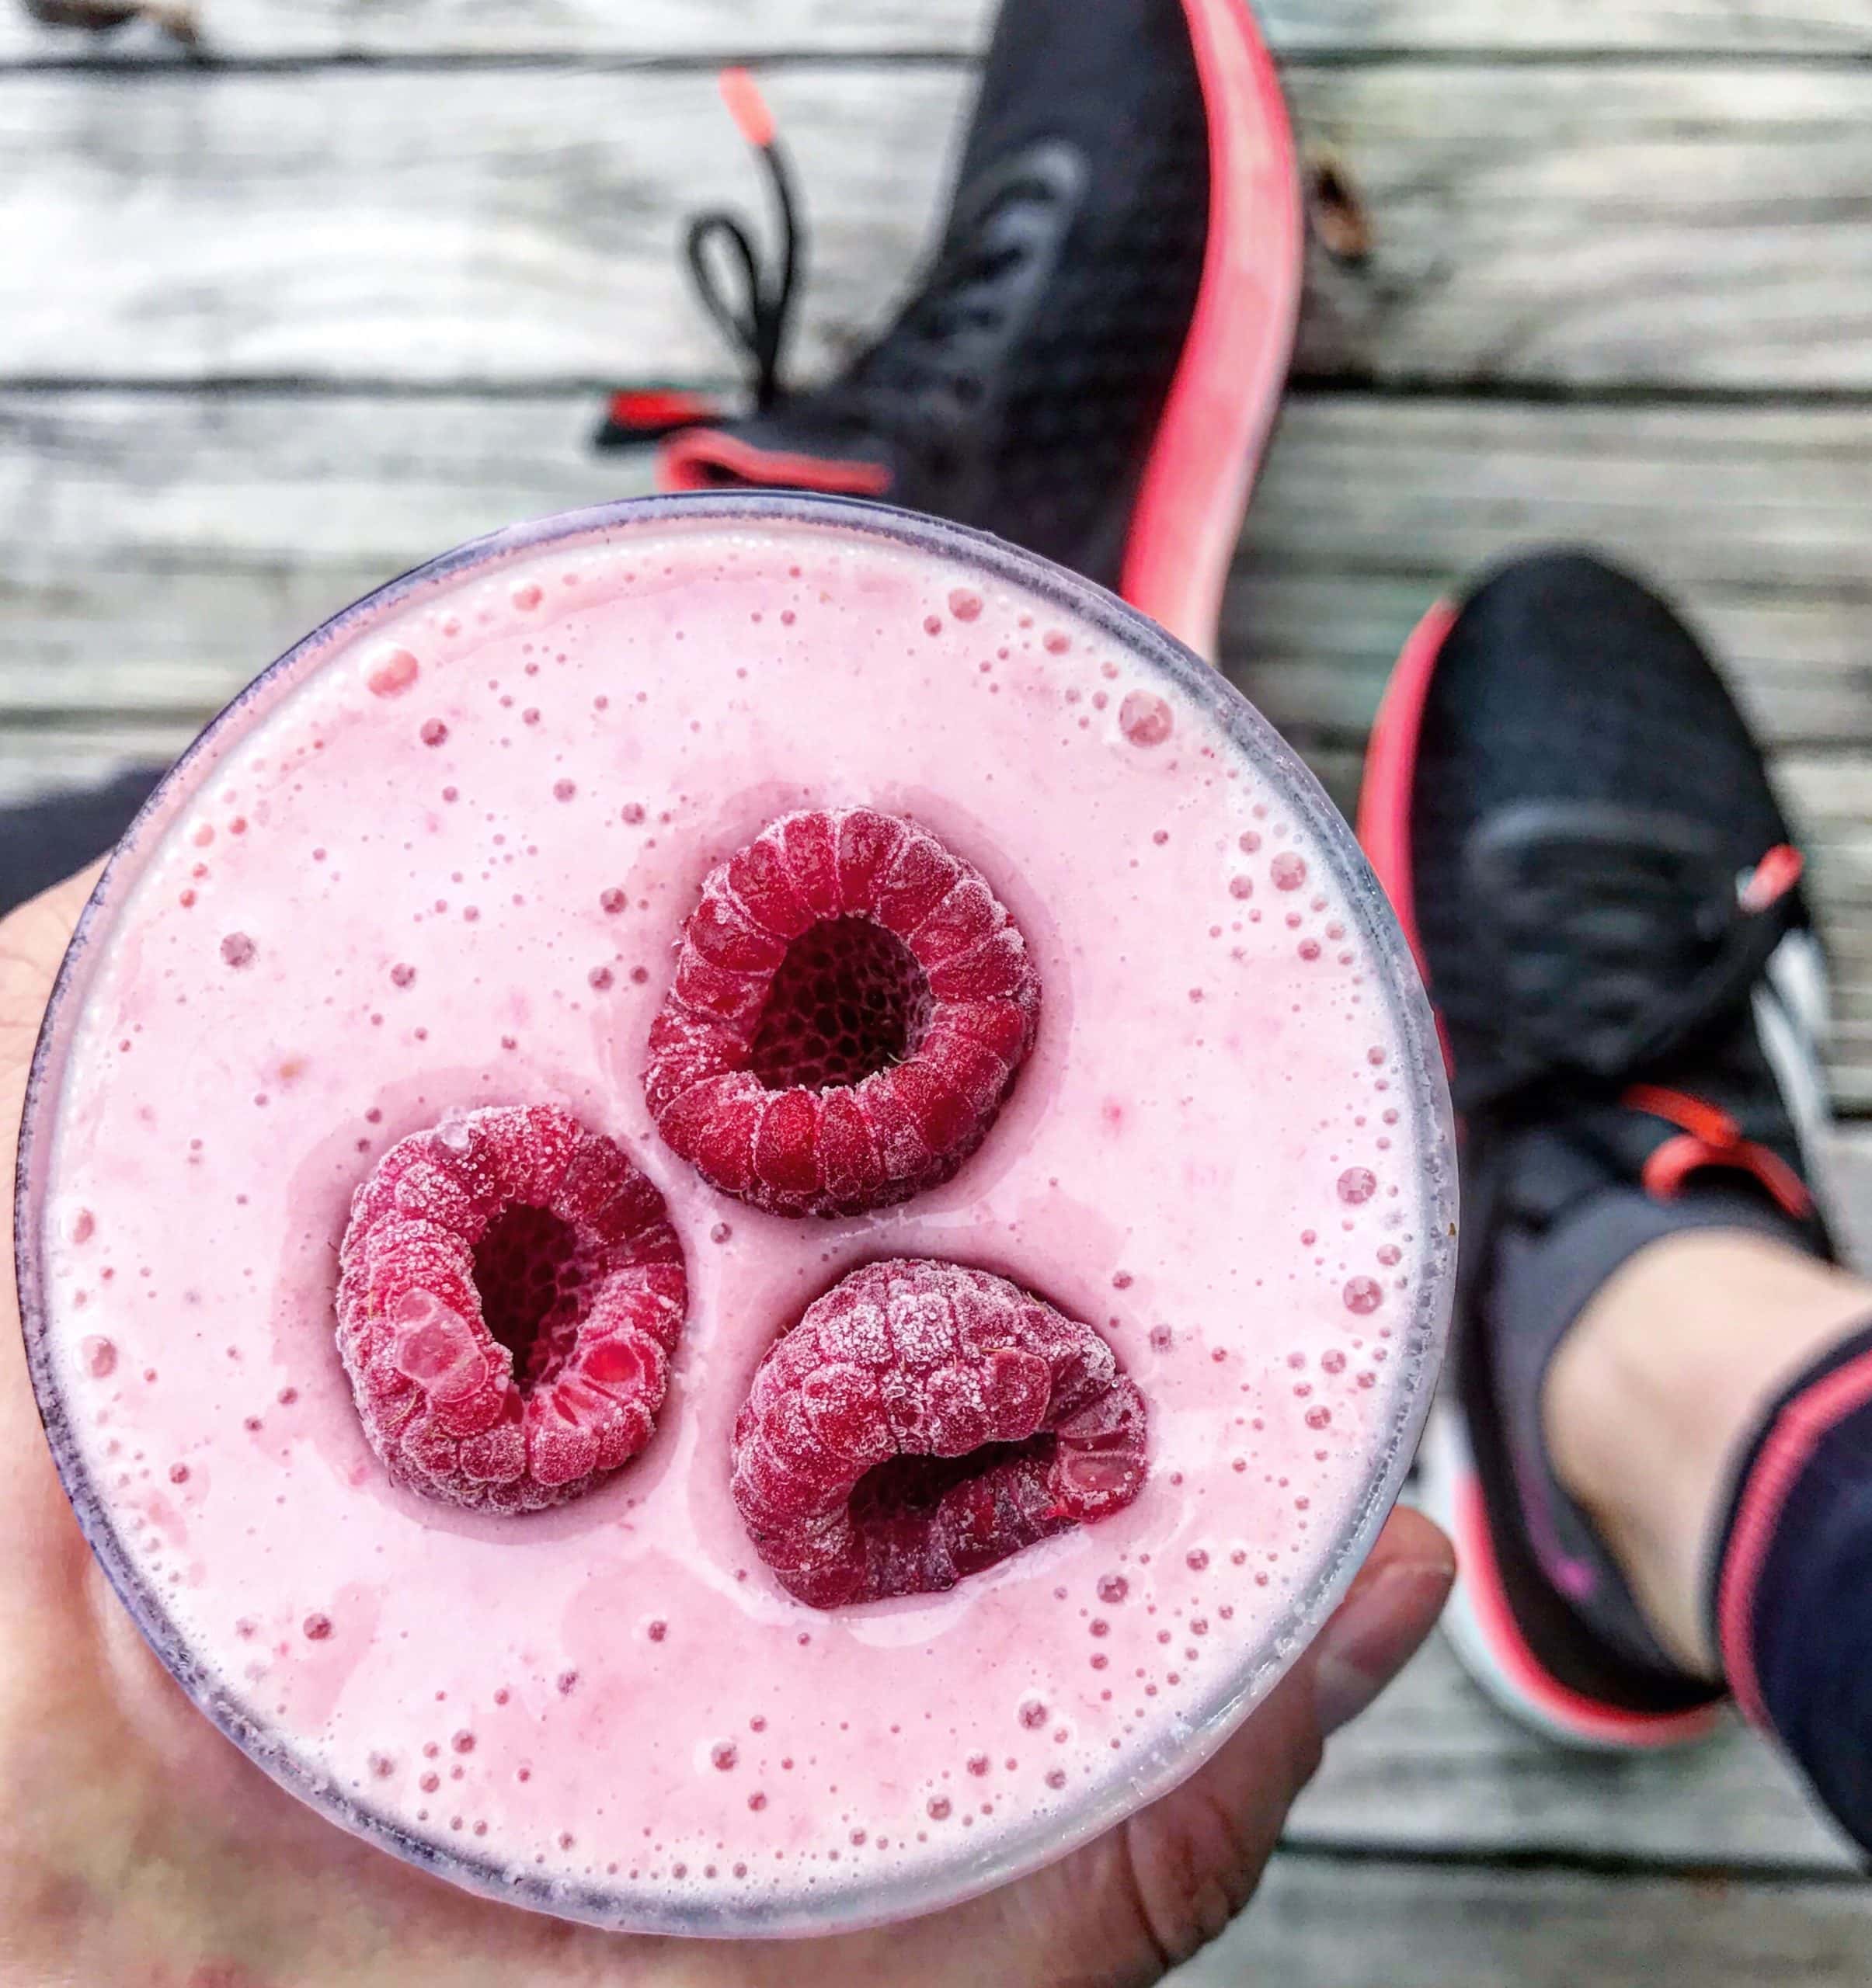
xmin=2 ymin=864 xmax=111 ymax=1619
xmin=1112 ymin=1505 xmax=1453 ymax=1976
xmin=1310 ymin=1505 xmax=1456 ymax=1737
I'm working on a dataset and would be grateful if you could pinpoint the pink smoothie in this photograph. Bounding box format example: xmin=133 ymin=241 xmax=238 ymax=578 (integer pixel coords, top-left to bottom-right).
xmin=21 ymin=498 xmax=1453 ymax=1934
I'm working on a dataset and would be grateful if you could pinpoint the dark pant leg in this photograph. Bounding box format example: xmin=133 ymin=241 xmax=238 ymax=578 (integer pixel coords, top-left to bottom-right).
xmin=0 ymin=768 xmax=165 ymax=919
xmin=1715 ymin=1319 xmax=1872 ymax=1858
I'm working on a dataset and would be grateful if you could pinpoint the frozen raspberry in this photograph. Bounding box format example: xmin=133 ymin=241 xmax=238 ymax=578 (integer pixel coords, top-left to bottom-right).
xmin=335 ymin=1105 xmax=687 ymax=1514
xmin=645 ymin=809 xmax=1040 ymax=1218
xmin=730 ymin=1260 xmax=1148 ymax=1608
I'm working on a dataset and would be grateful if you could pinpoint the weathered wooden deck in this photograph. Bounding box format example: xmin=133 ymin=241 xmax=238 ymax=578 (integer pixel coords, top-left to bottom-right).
xmin=4 ymin=1 xmax=1870 ymax=1977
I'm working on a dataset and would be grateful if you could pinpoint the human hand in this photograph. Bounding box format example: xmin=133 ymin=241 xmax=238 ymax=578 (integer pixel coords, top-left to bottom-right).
xmin=0 ymin=867 xmax=1452 ymax=1988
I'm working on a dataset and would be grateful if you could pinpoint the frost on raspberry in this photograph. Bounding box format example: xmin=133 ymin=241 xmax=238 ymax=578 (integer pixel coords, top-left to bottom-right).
xmin=730 ymin=1260 xmax=1148 ymax=1607
xmin=645 ymin=808 xmax=1041 ymax=1218
xmin=335 ymin=1104 xmax=687 ymax=1514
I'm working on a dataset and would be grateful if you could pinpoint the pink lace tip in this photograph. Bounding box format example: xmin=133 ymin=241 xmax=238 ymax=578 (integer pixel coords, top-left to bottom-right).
xmin=1742 ymin=843 xmax=1804 ymax=914
xmin=604 ymin=388 xmax=719 ymax=433
xmin=719 ymin=67 xmax=778 ymax=151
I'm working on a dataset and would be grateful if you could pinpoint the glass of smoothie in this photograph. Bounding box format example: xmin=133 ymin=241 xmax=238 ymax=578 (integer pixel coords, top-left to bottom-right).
xmin=15 ymin=492 xmax=1456 ymax=1936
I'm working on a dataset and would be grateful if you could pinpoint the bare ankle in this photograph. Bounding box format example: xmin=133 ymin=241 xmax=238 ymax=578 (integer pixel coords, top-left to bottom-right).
xmin=1543 ymin=1229 xmax=1872 ymax=1679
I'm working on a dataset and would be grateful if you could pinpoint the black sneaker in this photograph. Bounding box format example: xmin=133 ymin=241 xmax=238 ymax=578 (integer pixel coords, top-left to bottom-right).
xmin=1358 ymin=549 xmax=1837 ymax=1750
xmin=595 ymin=0 xmax=1302 ymax=660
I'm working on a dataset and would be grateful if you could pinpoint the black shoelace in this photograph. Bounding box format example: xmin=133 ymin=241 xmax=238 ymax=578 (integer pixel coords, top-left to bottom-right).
xmin=682 ymin=84 xmax=804 ymax=416
xmin=687 ymin=139 xmax=1079 ymax=449
xmin=597 ymin=71 xmax=1083 ymax=458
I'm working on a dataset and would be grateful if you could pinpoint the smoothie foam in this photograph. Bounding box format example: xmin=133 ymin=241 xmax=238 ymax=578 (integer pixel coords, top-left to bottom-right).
xmin=19 ymin=496 xmax=1454 ymax=1934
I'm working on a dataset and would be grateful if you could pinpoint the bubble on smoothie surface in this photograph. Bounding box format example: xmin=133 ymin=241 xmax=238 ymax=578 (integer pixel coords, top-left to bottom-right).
xmin=220 ymin=933 xmax=256 ymax=969
xmin=367 ymin=648 xmax=421 ymax=699
xmin=645 ymin=808 xmax=1040 ymax=1218
xmin=1118 ymin=693 xmax=1173 ymax=747
xmin=730 ymin=1259 xmax=1148 ymax=1608
xmin=1337 ymin=1168 xmax=1376 ymax=1205
xmin=335 ymin=1104 xmax=687 ymax=1514
xmin=1342 ymin=1277 xmax=1383 ymax=1316
xmin=1271 ymin=853 xmax=1307 ymax=892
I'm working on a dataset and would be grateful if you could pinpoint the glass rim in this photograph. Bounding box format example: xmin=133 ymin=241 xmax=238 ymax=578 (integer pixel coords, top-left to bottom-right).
xmin=16 ymin=488 xmax=1457 ymax=1937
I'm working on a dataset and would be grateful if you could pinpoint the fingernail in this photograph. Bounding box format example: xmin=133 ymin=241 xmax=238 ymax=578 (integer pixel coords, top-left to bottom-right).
xmin=1313 ymin=1562 xmax=1448 ymax=1736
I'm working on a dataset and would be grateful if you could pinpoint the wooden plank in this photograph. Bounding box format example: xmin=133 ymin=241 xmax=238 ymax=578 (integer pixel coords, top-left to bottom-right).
xmin=1167 ymin=1857 xmax=1872 ymax=1987
xmin=6 ymin=387 xmax=1872 ymax=1107
xmin=0 ymin=0 xmax=999 ymax=61
xmin=5 ymin=0 xmax=1870 ymax=65
xmin=0 ymin=392 xmax=649 ymax=714
xmin=0 ymin=66 xmax=959 ymax=388
xmin=1233 ymin=398 xmax=1872 ymax=753
xmin=1293 ymin=1628 xmax=1857 ymax=1870
xmin=1285 ymin=61 xmax=1872 ymax=394
xmin=5 ymin=394 xmax=1865 ymax=747
xmin=4 ymin=63 xmax=1872 ymax=392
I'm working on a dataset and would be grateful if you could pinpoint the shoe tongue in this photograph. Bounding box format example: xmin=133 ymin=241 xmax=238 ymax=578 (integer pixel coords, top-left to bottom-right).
xmin=658 ymin=412 xmax=899 ymax=499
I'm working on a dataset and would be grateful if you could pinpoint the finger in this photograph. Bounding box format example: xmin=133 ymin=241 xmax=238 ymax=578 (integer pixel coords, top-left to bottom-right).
xmin=1 ymin=863 xmax=110 ymax=1618
xmin=0 ymin=862 xmax=102 ymax=1108
xmin=1108 ymin=1506 xmax=1453 ymax=1976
